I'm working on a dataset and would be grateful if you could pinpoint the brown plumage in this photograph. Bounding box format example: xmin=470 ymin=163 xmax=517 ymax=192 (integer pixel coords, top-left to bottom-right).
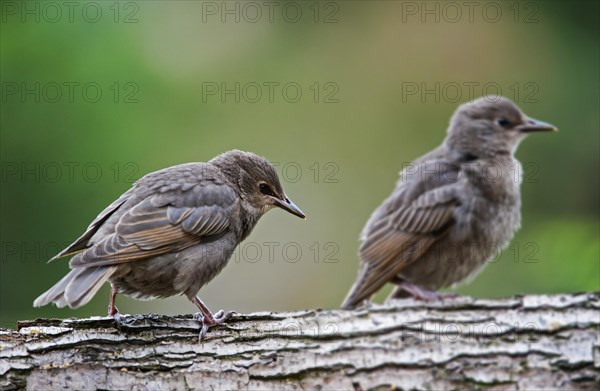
xmin=34 ymin=150 xmax=305 ymax=338
xmin=342 ymin=97 xmax=556 ymax=309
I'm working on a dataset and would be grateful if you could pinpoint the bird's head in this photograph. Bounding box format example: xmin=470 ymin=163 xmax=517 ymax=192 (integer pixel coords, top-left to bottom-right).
xmin=211 ymin=150 xmax=305 ymax=219
xmin=445 ymin=96 xmax=557 ymax=159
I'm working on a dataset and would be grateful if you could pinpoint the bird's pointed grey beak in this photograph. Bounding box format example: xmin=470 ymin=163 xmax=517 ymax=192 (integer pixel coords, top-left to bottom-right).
xmin=274 ymin=196 xmax=306 ymax=219
xmin=518 ymin=117 xmax=558 ymax=133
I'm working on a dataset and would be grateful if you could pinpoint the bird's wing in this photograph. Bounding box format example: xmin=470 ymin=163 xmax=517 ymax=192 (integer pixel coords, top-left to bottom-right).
xmin=69 ymin=182 xmax=238 ymax=268
xmin=48 ymin=190 xmax=134 ymax=262
xmin=343 ymin=178 xmax=460 ymax=308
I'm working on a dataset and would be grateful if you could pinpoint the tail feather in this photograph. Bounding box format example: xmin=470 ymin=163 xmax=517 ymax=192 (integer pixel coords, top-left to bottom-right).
xmin=65 ymin=266 xmax=116 ymax=308
xmin=341 ymin=265 xmax=372 ymax=309
xmin=341 ymin=286 xmax=367 ymax=310
xmin=33 ymin=266 xmax=117 ymax=309
xmin=33 ymin=269 xmax=76 ymax=308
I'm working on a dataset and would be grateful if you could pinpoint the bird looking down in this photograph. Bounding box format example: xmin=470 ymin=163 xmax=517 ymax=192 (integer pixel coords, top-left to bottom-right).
xmin=34 ymin=150 xmax=305 ymax=338
xmin=342 ymin=96 xmax=557 ymax=309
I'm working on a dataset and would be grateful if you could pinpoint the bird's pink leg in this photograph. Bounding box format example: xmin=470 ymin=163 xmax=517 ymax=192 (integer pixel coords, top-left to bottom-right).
xmin=108 ymin=284 xmax=119 ymax=316
xmin=188 ymin=295 xmax=236 ymax=340
xmin=388 ymin=280 xmax=458 ymax=301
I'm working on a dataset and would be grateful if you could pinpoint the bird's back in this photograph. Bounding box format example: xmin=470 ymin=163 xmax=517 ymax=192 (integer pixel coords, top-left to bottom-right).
xmin=56 ymin=162 xmax=232 ymax=261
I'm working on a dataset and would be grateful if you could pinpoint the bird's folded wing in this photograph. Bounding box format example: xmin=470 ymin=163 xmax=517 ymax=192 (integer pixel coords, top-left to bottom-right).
xmin=48 ymin=190 xmax=133 ymax=262
xmin=348 ymin=185 xmax=459 ymax=305
xmin=69 ymin=183 xmax=237 ymax=268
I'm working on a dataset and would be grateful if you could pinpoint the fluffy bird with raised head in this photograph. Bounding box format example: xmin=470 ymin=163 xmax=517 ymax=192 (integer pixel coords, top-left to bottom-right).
xmin=34 ymin=150 xmax=305 ymax=338
xmin=342 ymin=97 xmax=556 ymax=309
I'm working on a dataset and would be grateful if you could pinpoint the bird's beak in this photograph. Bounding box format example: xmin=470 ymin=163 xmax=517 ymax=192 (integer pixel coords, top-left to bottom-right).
xmin=274 ymin=196 xmax=306 ymax=219
xmin=518 ymin=117 xmax=558 ymax=133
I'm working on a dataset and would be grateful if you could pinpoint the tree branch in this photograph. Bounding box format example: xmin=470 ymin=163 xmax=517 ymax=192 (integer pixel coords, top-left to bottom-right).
xmin=1 ymin=293 xmax=599 ymax=390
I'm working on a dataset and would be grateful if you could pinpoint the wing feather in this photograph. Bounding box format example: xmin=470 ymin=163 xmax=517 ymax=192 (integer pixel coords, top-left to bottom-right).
xmin=343 ymin=178 xmax=460 ymax=308
xmin=70 ymin=183 xmax=237 ymax=268
xmin=48 ymin=190 xmax=133 ymax=261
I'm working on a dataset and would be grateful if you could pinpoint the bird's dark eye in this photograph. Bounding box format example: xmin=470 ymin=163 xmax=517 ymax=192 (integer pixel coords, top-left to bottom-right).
xmin=497 ymin=117 xmax=510 ymax=127
xmin=259 ymin=183 xmax=274 ymax=196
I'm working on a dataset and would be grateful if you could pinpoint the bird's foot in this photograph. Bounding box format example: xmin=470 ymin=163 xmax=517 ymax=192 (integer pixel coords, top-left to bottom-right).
xmin=391 ymin=281 xmax=457 ymax=302
xmin=108 ymin=304 xmax=119 ymax=317
xmin=113 ymin=311 xmax=126 ymax=329
xmin=213 ymin=309 xmax=236 ymax=321
xmin=194 ymin=310 xmax=236 ymax=341
xmin=108 ymin=297 xmax=126 ymax=328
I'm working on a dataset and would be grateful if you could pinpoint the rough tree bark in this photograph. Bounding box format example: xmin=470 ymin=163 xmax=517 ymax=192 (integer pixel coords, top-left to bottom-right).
xmin=1 ymin=293 xmax=599 ymax=390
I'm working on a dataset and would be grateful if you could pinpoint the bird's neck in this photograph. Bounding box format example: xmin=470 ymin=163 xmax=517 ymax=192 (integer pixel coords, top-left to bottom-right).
xmin=444 ymin=138 xmax=513 ymax=162
xmin=237 ymin=202 xmax=263 ymax=241
xmin=461 ymin=154 xmax=523 ymax=205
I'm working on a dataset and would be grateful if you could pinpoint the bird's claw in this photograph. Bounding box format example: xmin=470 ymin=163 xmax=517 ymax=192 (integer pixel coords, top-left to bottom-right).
xmin=390 ymin=281 xmax=459 ymax=302
xmin=417 ymin=290 xmax=453 ymax=301
xmin=113 ymin=312 xmax=126 ymax=329
xmin=214 ymin=309 xmax=236 ymax=322
xmin=409 ymin=288 xmax=458 ymax=302
xmin=194 ymin=310 xmax=236 ymax=341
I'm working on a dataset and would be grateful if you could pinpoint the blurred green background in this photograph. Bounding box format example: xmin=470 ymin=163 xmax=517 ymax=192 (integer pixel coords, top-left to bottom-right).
xmin=1 ymin=1 xmax=598 ymax=328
